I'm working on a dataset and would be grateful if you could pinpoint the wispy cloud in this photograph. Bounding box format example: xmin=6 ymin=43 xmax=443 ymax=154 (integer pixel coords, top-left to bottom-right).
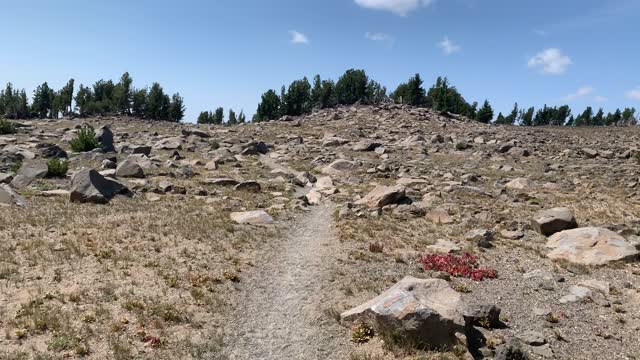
xmin=289 ymin=30 xmax=309 ymax=45
xmin=365 ymin=32 xmax=395 ymax=46
xmin=354 ymin=0 xmax=434 ymax=16
xmin=594 ymin=95 xmax=608 ymax=103
xmin=627 ymin=87 xmax=640 ymax=101
xmin=533 ymin=29 xmax=548 ymax=37
xmin=528 ymin=48 xmax=572 ymax=75
xmin=563 ymin=86 xmax=594 ymax=101
xmin=437 ymin=36 xmax=460 ymax=55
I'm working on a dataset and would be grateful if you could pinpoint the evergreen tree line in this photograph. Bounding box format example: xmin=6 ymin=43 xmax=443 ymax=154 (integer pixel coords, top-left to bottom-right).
xmin=252 ymin=69 xmax=637 ymax=127
xmin=197 ymin=107 xmax=246 ymax=125
xmin=494 ymin=103 xmax=637 ymax=127
xmin=253 ymin=69 xmax=387 ymax=122
xmin=0 ymin=72 xmax=185 ymax=122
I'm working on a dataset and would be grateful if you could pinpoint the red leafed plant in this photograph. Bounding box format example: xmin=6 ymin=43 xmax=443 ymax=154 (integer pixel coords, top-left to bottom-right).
xmin=419 ymin=253 xmax=498 ymax=281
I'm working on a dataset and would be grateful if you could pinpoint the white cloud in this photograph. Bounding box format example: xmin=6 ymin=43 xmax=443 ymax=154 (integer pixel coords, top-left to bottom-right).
xmin=594 ymin=95 xmax=608 ymax=103
xmin=527 ymin=48 xmax=572 ymax=75
xmin=365 ymin=32 xmax=394 ymax=46
xmin=354 ymin=0 xmax=434 ymax=16
xmin=437 ymin=36 xmax=460 ymax=55
xmin=563 ymin=86 xmax=594 ymax=101
xmin=627 ymin=87 xmax=640 ymax=101
xmin=289 ymin=30 xmax=309 ymax=45
xmin=533 ymin=29 xmax=549 ymax=37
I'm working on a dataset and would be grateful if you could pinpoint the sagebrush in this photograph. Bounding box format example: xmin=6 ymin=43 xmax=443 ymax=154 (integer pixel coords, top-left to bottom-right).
xmin=70 ymin=127 xmax=100 ymax=152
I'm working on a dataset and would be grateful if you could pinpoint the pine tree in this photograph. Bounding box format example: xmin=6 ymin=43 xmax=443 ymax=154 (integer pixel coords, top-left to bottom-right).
xmin=238 ymin=110 xmax=246 ymax=123
xmin=335 ymin=69 xmax=369 ymax=105
xmin=168 ymin=93 xmax=185 ymax=122
xmin=255 ymin=89 xmax=281 ymax=121
xmin=131 ymin=88 xmax=147 ymax=118
xmin=520 ymin=107 xmax=535 ymax=126
xmin=228 ymin=109 xmax=237 ymax=125
xmin=214 ymin=107 xmax=224 ymax=124
xmin=504 ymin=103 xmax=519 ymax=125
xmin=114 ymin=72 xmax=133 ymax=115
xmin=146 ymin=83 xmax=168 ymax=120
xmin=59 ymin=79 xmax=75 ymax=115
xmin=475 ymin=100 xmax=494 ymax=123
xmin=311 ymin=74 xmax=322 ymax=108
xmin=593 ymin=108 xmax=605 ymax=126
xmin=495 ymin=112 xmax=506 ymax=125
xmin=32 ymin=82 xmax=54 ymax=119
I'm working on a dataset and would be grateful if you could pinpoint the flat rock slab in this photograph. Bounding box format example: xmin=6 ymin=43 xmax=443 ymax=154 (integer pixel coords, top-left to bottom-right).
xmin=546 ymin=227 xmax=638 ymax=266
xmin=70 ymin=169 xmax=132 ymax=204
xmin=230 ymin=210 xmax=274 ymax=226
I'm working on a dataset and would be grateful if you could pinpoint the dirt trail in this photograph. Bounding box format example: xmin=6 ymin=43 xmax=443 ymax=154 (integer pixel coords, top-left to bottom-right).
xmin=222 ymin=204 xmax=353 ymax=359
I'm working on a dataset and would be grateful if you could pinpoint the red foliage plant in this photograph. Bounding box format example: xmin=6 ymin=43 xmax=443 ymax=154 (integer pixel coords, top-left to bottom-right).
xmin=419 ymin=253 xmax=498 ymax=281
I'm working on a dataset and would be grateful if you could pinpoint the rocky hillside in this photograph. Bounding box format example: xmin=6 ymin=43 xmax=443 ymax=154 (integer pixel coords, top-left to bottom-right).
xmin=1 ymin=104 xmax=640 ymax=359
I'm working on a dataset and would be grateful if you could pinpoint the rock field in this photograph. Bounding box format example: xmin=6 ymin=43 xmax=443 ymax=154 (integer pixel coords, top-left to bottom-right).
xmin=2 ymin=104 xmax=640 ymax=359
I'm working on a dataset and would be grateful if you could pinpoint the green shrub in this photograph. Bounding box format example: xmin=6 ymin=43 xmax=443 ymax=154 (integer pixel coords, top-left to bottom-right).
xmin=0 ymin=119 xmax=16 ymax=135
xmin=47 ymin=158 xmax=69 ymax=177
xmin=70 ymin=127 xmax=99 ymax=152
xmin=10 ymin=161 xmax=22 ymax=174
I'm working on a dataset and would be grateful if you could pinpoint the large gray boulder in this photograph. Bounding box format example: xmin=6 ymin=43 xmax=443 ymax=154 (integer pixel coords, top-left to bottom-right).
xmin=546 ymin=227 xmax=638 ymax=266
xmin=70 ymin=169 xmax=132 ymax=204
xmin=0 ymin=184 xmax=26 ymax=206
xmin=96 ymin=125 xmax=115 ymax=152
xmin=115 ymin=159 xmax=145 ymax=178
xmin=341 ymin=277 xmax=464 ymax=348
xmin=355 ymin=185 xmax=406 ymax=209
xmin=532 ymin=207 xmax=578 ymax=236
xmin=10 ymin=161 xmax=48 ymax=189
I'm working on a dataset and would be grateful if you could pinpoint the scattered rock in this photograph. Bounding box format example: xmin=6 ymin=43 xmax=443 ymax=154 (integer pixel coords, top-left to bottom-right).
xmin=0 ymin=184 xmax=27 ymax=206
xmin=355 ymin=185 xmax=406 ymax=209
xmin=69 ymin=169 xmax=132 ymax=204
xmin=340 ymin=277 xmax=463 ymax=348
xmin=532 ymin=207 xmax=578 ymax=236
xmin=230 ymin=210 xmax=274 ymax=226
xmin=546 ymin=227 xmax=638 ymax=265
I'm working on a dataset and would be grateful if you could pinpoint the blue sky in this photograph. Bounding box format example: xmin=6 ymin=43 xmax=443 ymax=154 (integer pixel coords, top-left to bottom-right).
xmin=2 ymin=0 xmax=640 ymax=122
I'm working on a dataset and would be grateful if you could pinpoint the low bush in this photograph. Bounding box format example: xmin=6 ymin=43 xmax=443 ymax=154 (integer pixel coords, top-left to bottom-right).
xmin=70 ymin=127 xmax=99 ymax=152
xmin=0 ymin=119 xmax=16 ymax=135
xmin=420 ymin=253 xmax=497 ymax=281
xmin=47 ymin=157 xmax=69 ymax=177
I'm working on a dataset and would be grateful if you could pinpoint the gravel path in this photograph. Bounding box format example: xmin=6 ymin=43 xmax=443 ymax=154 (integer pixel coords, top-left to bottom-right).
xmin=222 ymin=204 xmax=353 ymax=360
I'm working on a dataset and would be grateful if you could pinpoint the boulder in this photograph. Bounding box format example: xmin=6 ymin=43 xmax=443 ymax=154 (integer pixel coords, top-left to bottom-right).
xmin=321 ymin=159 xmax=356 ymax=175
xmin=546 ymin=227 xmax=638 ymax=266
xmin=531 ymin=207 xmax=577 ymax=236
xmin=203 ymin=178 xmax=239 ymax=186
xmin=36 ymin=143 xmax=67 ymax=158
xmin=0 ymin=184 xmax=26 ymax=206
xmin=340 ymin=277 xmax=463 ymax=348
xmin=154 ymin=137 xmax=183 ymax=150
xmin=352 ymin=140 xmax=382 ymax=152
xmin=130 ymin=145 xmax=152 ymax=156
xmin=181 ymin=128 xmax=210 ymax=138
xmin=115 ymin=159 xmax=145 ymax=178
xmin=505 ymin=178 xmax=535 ymax=191
xmin=426 ymin=207 xmax=454 ymax=225
xmin=96 ymin=126 xmax=115 ymax=152
xmin=234 ymin=181 xmax=261 ymax=192
xmin=70 ymin=169 xmax=132 ymax=204
xmin=10 ymin=161 xmax=48 ymax=189
xmin=355 ymin=185 xmax=406 ymax=209
xmin=582 ymin=148 xmax=598 ymax=159
xmin=230 ymin=210 xmax=274 ymax=226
